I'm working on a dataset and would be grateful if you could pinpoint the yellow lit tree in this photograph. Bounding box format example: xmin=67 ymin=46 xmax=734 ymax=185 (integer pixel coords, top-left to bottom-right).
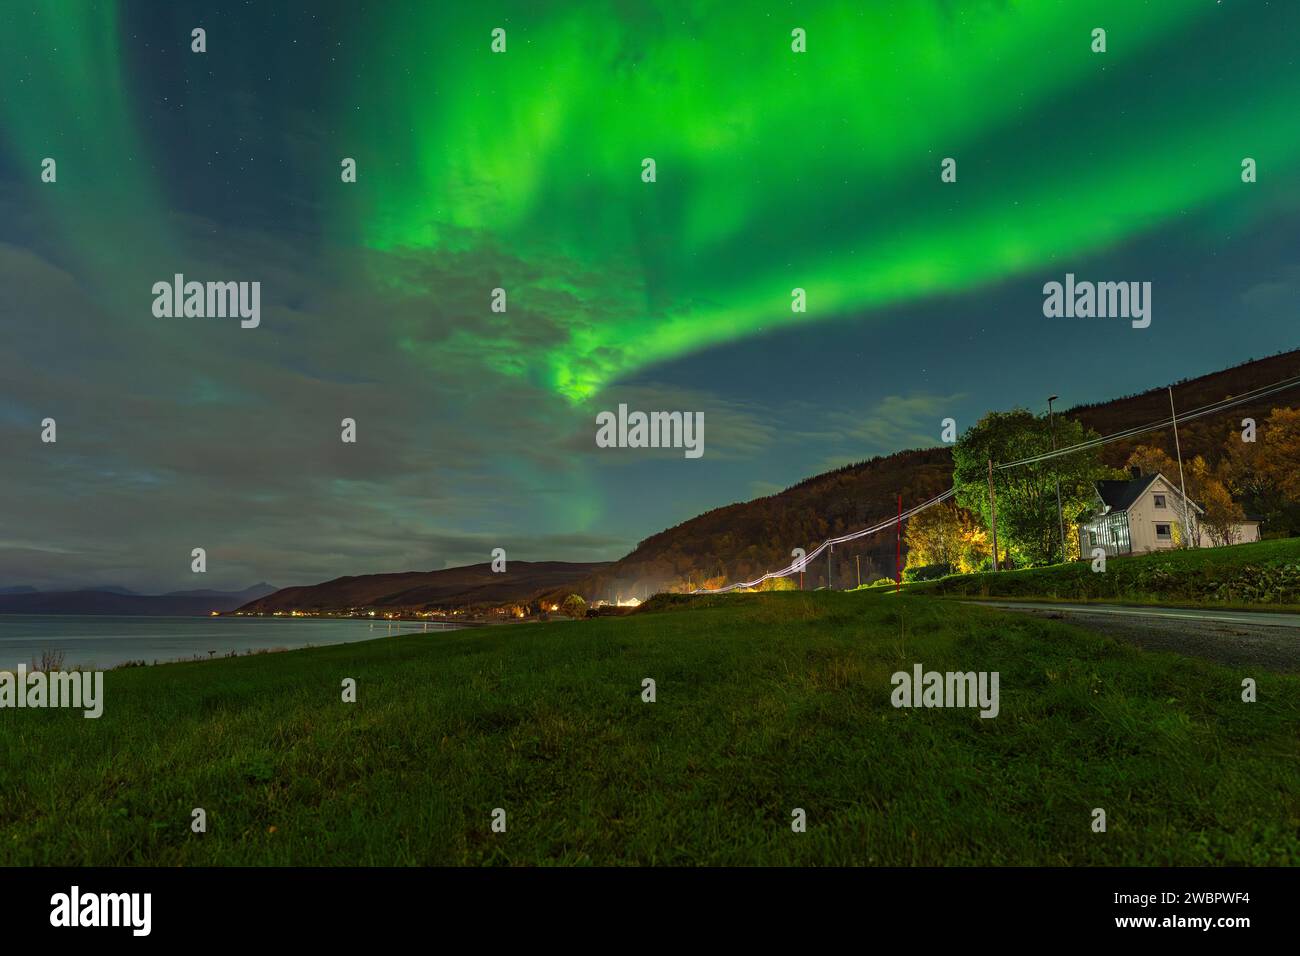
xmin=1255 ymin=407 xmax=1300 ymax=501
xmin=905 ymin=502 xmax=989 ymax=573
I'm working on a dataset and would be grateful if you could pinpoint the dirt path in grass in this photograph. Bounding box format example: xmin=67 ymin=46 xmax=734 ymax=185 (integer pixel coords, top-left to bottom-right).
xmin=962 ymin=601 xmax=1300 ymax=672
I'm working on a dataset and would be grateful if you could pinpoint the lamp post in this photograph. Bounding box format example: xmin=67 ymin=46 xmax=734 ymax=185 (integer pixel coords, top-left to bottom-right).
xmin=987 ymin=459 xmax=1000 ymax=572
xmin=1048 ymin=395 xmax=1066 ymax=563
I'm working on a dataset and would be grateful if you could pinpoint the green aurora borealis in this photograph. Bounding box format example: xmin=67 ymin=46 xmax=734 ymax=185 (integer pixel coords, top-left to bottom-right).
xmin=342 ymin=1 xmax=1300 ymax=399
xmin=5 ymin=2 xmax=1300 ymax=401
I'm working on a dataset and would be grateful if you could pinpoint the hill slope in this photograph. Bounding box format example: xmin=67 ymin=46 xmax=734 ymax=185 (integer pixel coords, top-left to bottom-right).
xmin=1068 ymin=348 xmax=1300 ymax=470
xmin=578 ymin=446 xmax=955 ymax=601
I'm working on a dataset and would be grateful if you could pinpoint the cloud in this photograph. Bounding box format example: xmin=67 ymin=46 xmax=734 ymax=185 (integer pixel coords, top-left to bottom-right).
xmin=1241 ymin=266 xmax=1300 ymax=313
xmin=569 ymin=383 xmax=781 ymax=463
xmin=0 ymin=229 xmax=631 ymax=591
xmin=810 ymin=392 xmax=964 ymax=457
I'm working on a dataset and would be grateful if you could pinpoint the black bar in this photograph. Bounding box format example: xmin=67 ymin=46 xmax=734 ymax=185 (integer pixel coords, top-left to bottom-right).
xmin=0 ymin=866 xmax=1286 ymax=942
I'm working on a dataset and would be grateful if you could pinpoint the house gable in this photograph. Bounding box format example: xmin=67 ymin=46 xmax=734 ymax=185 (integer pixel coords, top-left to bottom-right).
xmin=1096 ymin=472 xmax=1203 ymax=519
xmin=1131 ymin=478 xmax=1176 ymax=546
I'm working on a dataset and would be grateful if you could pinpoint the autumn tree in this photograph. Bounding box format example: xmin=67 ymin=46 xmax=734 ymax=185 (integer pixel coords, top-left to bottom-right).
xmin=1221 ymin=407 xmax=1300 ymax=536
xmin=904 ymin=501 xmax=988 ymax=573
xmin=1255 ymin=407 xmax=1300 ymax=501
xmin=1124 ymin=444 xmax=1179 ymax=480
xmin=1196 ymin=473 xmax=1247 ymax=547
xmin=559 ymin=594 xmax=587 ymax=617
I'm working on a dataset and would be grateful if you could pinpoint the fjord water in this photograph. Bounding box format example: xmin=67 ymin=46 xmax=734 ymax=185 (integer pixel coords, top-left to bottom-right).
xmin=0 ymin=615 xmax=463 ymax=670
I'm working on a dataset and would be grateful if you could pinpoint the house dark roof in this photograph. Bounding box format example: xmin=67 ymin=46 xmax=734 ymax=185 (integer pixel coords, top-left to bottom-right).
xmin=1095 ymin=475 xmax=1160 ymax=513
xmin=1095 ymin=472 xmax=1208 ymax=514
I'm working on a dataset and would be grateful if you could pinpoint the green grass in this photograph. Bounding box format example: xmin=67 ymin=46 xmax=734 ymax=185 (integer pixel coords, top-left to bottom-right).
xmin=2 ymin=592 xmax=1297 ymax=865
xmin=918 ymin=537 xmax=1300 ymax=609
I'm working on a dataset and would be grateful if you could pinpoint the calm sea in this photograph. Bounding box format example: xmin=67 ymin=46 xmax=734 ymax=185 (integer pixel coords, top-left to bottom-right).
xmin=0 ymin=615 xmax=465 ymax=670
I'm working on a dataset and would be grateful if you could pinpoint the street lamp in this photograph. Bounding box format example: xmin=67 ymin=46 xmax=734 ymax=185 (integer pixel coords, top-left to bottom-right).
xmin=1048 ymin=395 xmax=1066 ymax=563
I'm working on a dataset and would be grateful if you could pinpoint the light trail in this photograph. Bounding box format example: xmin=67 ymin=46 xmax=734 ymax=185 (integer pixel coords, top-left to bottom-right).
xmin=691 ymin=488 xmax=956 ymax=594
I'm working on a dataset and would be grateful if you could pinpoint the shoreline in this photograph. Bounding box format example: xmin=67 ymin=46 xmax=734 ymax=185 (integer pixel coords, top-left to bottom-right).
xmin=0 ymin=614 xmax=482 ymax=673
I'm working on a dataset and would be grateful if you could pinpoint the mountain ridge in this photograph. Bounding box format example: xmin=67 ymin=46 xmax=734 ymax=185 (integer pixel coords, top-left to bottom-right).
xmin=237 ymin=561 xmax=607 ymax=615
xmin=0 ymin=583 xmax=279 ymax=617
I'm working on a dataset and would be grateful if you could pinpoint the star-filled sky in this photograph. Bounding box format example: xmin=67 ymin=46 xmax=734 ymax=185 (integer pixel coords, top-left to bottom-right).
xmin=2 ymin=0 xmax=1298 ymax=592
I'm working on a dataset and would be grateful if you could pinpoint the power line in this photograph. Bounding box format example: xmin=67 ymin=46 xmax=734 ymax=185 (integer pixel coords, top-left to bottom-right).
xmin=691 ymin=488 xmax=955 ymax=594
xmin=996 ymin=372 xmax=1300 ymax=470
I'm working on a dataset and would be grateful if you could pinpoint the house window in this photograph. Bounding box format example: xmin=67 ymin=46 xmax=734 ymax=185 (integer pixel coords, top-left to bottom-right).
xmin=1155 ymin=523 xmax=1172 ymax=540
xmin=1085 ymin=512 xmax=1131 ymax=555
xmin=1153 ymin=494 xmax=1166 ymax=508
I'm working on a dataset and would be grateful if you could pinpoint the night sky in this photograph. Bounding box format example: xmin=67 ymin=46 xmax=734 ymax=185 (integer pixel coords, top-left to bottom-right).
xmin=2 ymin=1 xmax=1298 ymax=592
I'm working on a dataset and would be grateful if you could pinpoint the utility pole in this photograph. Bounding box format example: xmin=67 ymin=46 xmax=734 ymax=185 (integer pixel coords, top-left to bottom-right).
xmin=856 ymin=554 xmax=861 ymax=589
xmin=1169 ymin=385 xmax=1193 ymax=548
xmin=896 ymin=493 xmax=903 ymax=591
xmin=987 ymin=458 xmax=1001 ymax=571
xmin=1048 ymin=395 xmax=1066 ymax=562
xmin=827 ymin=544 xmax=834 ymax=591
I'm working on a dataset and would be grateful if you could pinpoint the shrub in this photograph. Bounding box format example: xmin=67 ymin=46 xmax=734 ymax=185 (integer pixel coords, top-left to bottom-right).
xmin=559 ymin=594 xmax=587 ymax=618
xmin=31 ymin=649 xmax=66 ymax=673
xmin=903 ymin=562 xmax=953 ymax=583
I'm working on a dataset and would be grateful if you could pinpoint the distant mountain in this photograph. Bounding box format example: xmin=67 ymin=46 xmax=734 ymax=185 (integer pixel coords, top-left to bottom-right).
xmin=237 ymin=562 xmax=607 ymax=614
xmin=551 ymin=348 xmax=1300 ymax=600
xmin=0 ymin=584 xmax=141 ymax=596
xmin=0 ymin=585 xmax=279 ymax=616
xmin=165 ymin=583 xmax=277 ymax=600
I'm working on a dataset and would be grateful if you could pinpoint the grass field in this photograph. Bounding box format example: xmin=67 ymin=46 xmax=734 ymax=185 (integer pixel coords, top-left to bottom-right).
xmin=2 ymin=592 xmax=1297 ymax=865
xmin=918 ymin=537 xmax=1300 ymax=609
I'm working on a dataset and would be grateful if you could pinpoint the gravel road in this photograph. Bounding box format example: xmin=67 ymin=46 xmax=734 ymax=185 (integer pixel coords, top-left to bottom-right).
xmin=962 ymin=600 xmax=1300 ymax=671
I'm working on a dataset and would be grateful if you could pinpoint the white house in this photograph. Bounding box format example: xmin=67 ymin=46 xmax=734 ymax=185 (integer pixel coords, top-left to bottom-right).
xmin=1076 ymin=471 xmax=1261 ymax=557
